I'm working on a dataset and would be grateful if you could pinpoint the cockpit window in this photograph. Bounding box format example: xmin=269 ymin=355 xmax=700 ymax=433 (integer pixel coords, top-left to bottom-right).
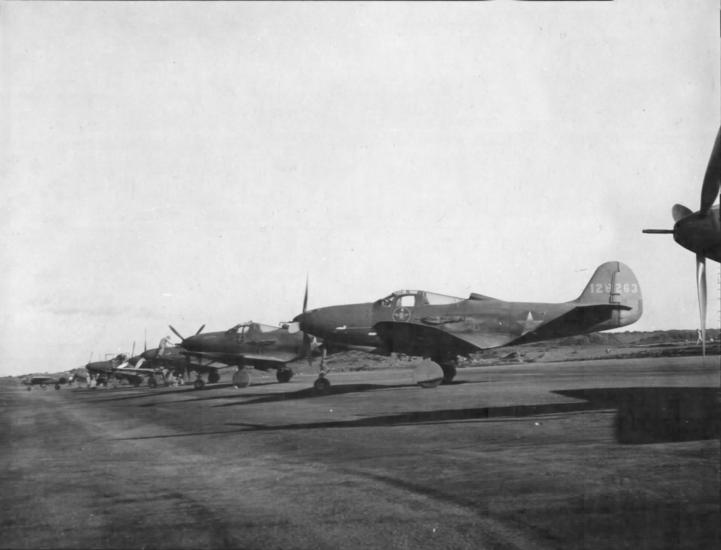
xmin=256 ymin=323 xmax=279 ymax=333
xmin=398 ymin=295 xmax=416 ymax=307
xmin=423 ymin=292 xmax=463 ymax=305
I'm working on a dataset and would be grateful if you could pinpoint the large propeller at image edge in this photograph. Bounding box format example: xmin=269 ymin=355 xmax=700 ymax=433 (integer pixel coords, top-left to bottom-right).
xmin=642 ymin=126 xmax=721 ymax=355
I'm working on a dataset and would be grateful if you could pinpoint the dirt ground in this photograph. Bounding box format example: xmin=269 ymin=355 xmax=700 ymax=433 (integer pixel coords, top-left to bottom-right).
xmin=1 ymin=355 xmax=719 ymax=549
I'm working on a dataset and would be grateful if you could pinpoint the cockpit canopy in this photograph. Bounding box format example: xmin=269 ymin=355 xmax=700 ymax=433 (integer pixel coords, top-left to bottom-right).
xmin=376 ymin=290 xmax=465 ymax=308
xmin=224 ymin=322 xmax=280 ymax=335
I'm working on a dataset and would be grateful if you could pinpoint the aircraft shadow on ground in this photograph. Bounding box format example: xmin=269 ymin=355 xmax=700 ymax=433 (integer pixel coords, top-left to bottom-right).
xmin=209 ymin=381 xmax=474 ymax=408
xmin=86 ymin=382 xmax=278 ymax=403
xmin=221 ymin=386 xmax=719 ymax=445
xmin=555 ymin=387 xmax=720 ymax=444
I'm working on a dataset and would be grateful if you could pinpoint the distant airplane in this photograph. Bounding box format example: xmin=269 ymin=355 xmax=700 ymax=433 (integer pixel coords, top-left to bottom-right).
xmin=169 ymin=321 xmax=310 ymax=389
xmin=643 ymin=126 xmax=721 ymax=354
xmin=85 ymin=353 xmax=165 ymax=388
xmin=294 ymin=261 xmax=642 ymax=391
xmin=23 ymin=375 xmax=68 ymax=391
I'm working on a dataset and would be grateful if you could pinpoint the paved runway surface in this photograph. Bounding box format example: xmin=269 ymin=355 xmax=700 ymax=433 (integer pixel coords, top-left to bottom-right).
xmin=2 ymin=356 xmax=719 ymax=549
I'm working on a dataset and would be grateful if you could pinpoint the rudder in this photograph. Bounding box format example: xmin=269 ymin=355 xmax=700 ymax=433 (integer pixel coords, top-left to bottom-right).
xmin=575 ymin=261 xmax=643 ymax=327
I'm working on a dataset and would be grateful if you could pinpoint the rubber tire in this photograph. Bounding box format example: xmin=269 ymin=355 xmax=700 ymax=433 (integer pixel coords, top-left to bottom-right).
xmin=194 ymin=378 xmax=205 ymax=390
xmin=276 ymin=369 xmax=293 ymax=383
xmin=313 ymin=377 xmax=331 ymax=393
xmin=441 ymin=363 xmax=457 ymax=385
xmin=232 ymin=369 xmax=251 ymax=388
xmin=148 ymin=377 xmax=157 ymax=388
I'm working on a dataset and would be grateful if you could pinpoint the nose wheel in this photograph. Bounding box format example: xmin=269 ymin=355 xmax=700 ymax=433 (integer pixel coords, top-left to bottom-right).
xmin=313 ymin=375 xmax=331 ymax=393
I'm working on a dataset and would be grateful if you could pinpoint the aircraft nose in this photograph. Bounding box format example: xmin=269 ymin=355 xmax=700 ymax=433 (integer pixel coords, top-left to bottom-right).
xmin=293 ymin=310 xmax=317 ymax=333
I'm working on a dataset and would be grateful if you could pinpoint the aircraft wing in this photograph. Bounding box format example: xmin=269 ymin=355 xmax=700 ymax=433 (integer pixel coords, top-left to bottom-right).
xmin=179 ymin=350 xmax=295 ymax=370
xmin=115 ymin=366 xmax=162 ymax=376
xmin=374 ymin=321 xmax=517 ymax=356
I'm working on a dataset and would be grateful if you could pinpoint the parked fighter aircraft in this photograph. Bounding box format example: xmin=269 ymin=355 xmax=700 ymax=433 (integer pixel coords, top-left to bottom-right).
xmin=295 ymin=261 xmax=642 ymax=391
xmin=22 ymin=375 xmax=68 ymax=390
xmin=643 ymin=126 xmax=721 ymax=354
xmin=169 ymin=321 xmax=308 ymax=389
xmin=85 ymin=353 xmax=165 ymax=388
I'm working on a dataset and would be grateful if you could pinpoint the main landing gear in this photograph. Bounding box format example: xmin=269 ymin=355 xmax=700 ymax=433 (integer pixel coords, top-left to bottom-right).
xmin=232 ymin=369 xmax=250 ymax=389
xmin=439 ymin=360 xmax=457 ymax=385
xmin=415 ymin=358 xmax=457 ymax=389
xmin=193 ymin=378 xmax=205 ymax=390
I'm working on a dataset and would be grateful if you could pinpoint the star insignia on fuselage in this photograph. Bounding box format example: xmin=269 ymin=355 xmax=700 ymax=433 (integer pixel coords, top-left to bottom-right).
xmin=520 ymin=311 xmax=544 ymax=336
xmin=392 ymin=307 xmax=411 ymax=322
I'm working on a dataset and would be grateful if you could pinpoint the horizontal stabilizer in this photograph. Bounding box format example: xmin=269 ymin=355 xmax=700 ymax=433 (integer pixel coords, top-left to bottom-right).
xmin=468 ymin=293 xmax=500 ymax=301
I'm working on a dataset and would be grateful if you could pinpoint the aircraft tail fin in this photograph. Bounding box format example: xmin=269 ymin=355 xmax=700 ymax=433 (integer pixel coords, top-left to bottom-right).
xmin=574 ymin=261 xmax=643 ymax=327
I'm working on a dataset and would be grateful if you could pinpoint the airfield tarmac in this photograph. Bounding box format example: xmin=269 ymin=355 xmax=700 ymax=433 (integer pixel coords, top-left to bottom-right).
xmin=1 ymin=356 xmax=719 ymax=550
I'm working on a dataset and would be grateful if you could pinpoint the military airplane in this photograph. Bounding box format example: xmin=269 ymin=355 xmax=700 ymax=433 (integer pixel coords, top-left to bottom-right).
xmin=643 ymin=126 xmax=721 ymax=354
xmin=22 ymin=375 xmax=68 ymax=390
xmin=85 ymin=353 xmax=165 ymax=388
xmin=169 ymin=321 xmax=310 ymax=389
xmin=294 ymin=261 xmax=642 ymax=391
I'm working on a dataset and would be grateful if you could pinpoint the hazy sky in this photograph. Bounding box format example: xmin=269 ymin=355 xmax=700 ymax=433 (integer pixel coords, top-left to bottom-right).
xmin=2 ymin=1 xmax=719 ymax=376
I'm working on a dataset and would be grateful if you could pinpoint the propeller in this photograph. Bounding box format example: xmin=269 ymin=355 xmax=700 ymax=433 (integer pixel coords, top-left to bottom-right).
xmin=169 ymin=325 xmax=185 ymax=341
xmin=642 ymin=126 xmax=721 ymax=357
xmin=301 ymin=277 xmax=313 ymax=365
xmin=696 ymin=254 xmax=706 ymax=356
xmin=169 ymin=325 xmax=205 ymax=342
xmin=700 ymin=126 xmax=721 ymax=214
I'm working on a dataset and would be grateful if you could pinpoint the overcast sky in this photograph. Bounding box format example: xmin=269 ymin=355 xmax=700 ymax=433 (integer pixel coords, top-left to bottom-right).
xmin=2 ymin=1 xmax=719 ymax=376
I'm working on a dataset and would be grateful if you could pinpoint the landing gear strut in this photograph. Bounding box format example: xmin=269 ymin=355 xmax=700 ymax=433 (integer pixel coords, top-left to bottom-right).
xmin=312 ymin=348 xmax=331 ymax=393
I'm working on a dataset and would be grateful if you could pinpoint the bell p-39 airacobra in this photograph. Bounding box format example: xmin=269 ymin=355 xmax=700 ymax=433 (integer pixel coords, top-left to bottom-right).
xmin=294 ymin=261 xmax=642 ymax=391
xmin=85 ymin=352 xmax=166 ymax=388
xmin=22 ymin=375 xmax=69 ymax=390
xmin=169 ymin=322 xmax=310 ymax=390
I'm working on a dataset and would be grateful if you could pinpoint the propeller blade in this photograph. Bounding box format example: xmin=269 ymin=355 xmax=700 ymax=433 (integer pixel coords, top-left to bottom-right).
xmin=144 ymin=329 xmax=147 ymax=353
xmin=303 ymin=276 xmax=309 ymax=313
xmin=131 ymin=341 xmax=135 ymax=359
xmin=700 ymin=126 xmax=721 ymax=214
xmin=195 ymin=324 xmax=205 ymax=336
xmin=696 ymin=254 xmax=707 ymax=356
xmin=642 ymin=229 xmax=674 ymax=234
xmin=169 ymin=325 xmax=185 ymax=341
xmin=672 ymin=204 xmax=693 ymax=223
